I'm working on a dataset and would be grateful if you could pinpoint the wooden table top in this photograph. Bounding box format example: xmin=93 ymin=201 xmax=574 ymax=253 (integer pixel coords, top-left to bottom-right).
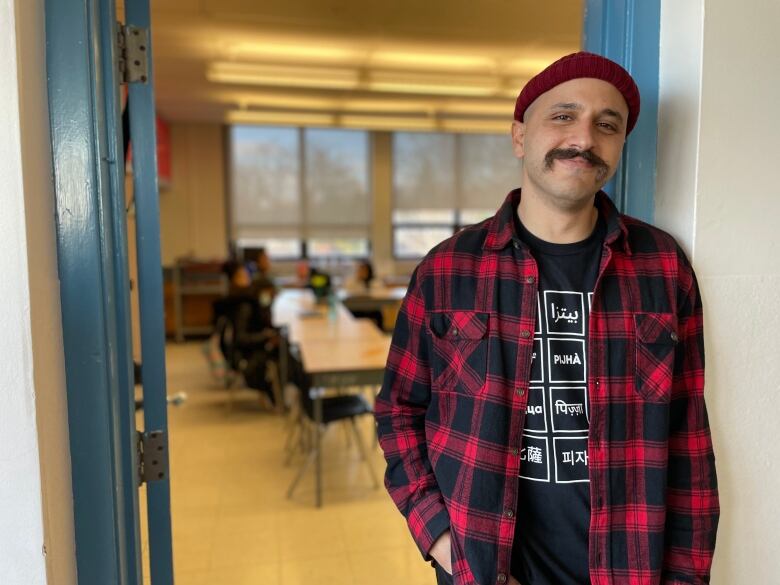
xmin=298 ymin=336 xmax=392 ymax=375
xmin=288 ymin=317 xmax=384 ymax=345
xmin=272 ymin=289 xmax=353 ymax=328
xmin=337 ymin=286 xmax=407 ymax=302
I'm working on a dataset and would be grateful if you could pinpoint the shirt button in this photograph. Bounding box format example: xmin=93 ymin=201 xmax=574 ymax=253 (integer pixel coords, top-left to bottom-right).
xmin=512 ymin=240 xmax=521 ymax=249
xmin=516 ymin=387 xmax=525 ymax=397
xmin=504 ymin=508 xmax=514 ymax=518
xmin=451 ymin=328 xmax=459 ymax=337
xmin=670 ymin=331 xmax=679 ymax=342
xmin=497 ymin=574 xmax=507 ymax=584
xmin=512 ymin=447 xmax=519 ymax=456
xmin=526 ymin=275 xmax=535 ymax=284
xmin=520 ymin=329 xmax=531 ymax=339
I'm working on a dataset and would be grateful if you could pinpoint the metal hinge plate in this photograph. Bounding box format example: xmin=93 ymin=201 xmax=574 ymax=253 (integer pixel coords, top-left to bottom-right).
xmin=117 ymin=23 xmax=149 ymax=84
xmin=137 ymin=430 xmax=169 ymax=485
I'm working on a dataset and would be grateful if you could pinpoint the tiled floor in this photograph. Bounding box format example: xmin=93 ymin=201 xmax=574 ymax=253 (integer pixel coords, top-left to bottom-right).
xmin=141 ymin=342 xmax=435 ymax=585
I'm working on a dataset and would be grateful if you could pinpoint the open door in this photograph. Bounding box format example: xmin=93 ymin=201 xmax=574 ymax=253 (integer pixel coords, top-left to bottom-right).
xmin=46 ymin=0 xmax=173 ymax=583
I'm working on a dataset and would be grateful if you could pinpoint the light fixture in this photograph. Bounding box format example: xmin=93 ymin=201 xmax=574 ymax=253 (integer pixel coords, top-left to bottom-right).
xmin=367 ymin=71 xmax=499 ymax=96
xmin=227 ymin=108 xmax=512 ymax=133
xmin=209 ymin=61 xmax=511 ymax=98
xmin=208 ymin=62 xmax=360 ymax=90
xmin=338 ymin=115 xmax=439 ymax=132
xmin=226 ymin=110 xmax=335 ymax=127
xmin=440 ymin=119 xmax=512 ymax=133
xmin=441 ymin=101 xmax=516 ymax=115
xmin=229 ymin=41 xmax=359 ymax=64
xmin=369 ymin=50 xmax=495 ymax=71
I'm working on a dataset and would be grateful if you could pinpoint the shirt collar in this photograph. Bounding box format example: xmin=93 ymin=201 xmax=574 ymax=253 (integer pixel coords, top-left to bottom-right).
xmin=482 ymin=188 xmax=632 ymax=255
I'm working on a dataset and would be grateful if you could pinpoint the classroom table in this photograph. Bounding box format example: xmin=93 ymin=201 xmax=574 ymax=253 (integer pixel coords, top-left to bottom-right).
xmin=337 ymin=285 xmax=406 ymax=314
xmin=274 ymin=289 xmax=390 ymax=506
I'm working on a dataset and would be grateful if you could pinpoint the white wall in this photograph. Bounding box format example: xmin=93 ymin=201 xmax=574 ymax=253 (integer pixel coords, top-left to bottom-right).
xmin=656 ymin=1 xmax=780 ymax=582
xmin=0 ymin=0 xmax=76 ymax=583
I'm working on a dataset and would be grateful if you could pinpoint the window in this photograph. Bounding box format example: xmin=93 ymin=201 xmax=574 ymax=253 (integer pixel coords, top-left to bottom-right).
xmin=230 ymin=126 xmax=370 ymax=259
xmin=392 ymin=132 xmax=520 ymax=259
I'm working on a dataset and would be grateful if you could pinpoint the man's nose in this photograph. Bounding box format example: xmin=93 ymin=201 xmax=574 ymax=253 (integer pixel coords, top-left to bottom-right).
xmin=566 ymin=119 xmax=597 ymax=152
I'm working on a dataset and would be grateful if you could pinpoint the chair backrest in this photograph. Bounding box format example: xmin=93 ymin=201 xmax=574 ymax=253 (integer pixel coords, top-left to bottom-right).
xmin=215 ymin=314 xmax=239 ymax=370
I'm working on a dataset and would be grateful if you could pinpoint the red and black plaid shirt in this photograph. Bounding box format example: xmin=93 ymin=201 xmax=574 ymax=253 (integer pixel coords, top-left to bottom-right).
xmin=375 ymin=190 xmax=719 ymax=585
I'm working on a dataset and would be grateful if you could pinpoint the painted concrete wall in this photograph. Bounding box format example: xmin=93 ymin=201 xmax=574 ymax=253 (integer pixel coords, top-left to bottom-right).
xmin=0 ymin=0 xmax=76 ymax=583
xmin=656 ymin=0 xmax=780 ymax=581
xmin=159 ymin=122 xmax=229 ymax=265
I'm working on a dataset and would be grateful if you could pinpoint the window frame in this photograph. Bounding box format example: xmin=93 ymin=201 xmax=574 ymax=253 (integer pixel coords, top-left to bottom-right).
xmin=228 ymin=125 xmax=373 ymax=261
xmin=390 ymin=131 xmax=513 ymax=260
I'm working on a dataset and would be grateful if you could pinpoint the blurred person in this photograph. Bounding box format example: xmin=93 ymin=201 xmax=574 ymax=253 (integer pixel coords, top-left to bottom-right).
xmin=342 ymin=259 xmax=384 ymax=329
xmin=203 ymin=253 xmax=280 ymax=396
xmin=342 ymin=258 xmax=375 ymax=293
xmin=376 ymin=52 xmax=718 ymax=585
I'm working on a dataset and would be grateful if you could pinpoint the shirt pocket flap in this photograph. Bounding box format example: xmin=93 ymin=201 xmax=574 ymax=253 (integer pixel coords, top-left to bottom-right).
xmin=429 ymin=311 xmax=489 ymax=340
xmin=634 ymin=312 xmax=678 ymax=345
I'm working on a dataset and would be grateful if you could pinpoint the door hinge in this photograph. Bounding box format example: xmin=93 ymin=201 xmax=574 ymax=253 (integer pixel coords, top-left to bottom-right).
xmin=117 ymin=23 xmax=150 ymax=85
xmin=137 ymin=430 xmax=169 ymax=485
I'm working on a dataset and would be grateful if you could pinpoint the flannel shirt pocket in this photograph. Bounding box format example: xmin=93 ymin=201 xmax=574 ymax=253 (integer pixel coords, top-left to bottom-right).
xmin=428 ymin=311 xmax=489 ymax=396
xmin=634 ymin=312 xmax=678 ymax=402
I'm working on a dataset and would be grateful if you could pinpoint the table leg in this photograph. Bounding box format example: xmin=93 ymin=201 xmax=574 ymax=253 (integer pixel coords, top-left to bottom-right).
xmin=314 ymin=387 xmax=323 ymax=508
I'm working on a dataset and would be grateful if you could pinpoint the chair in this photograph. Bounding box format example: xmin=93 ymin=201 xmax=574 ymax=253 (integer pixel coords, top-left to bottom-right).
xmin=214 ymin=299 xmax=283 ymax=411
xmin=285 ymin=362 xmax=380 ymax=505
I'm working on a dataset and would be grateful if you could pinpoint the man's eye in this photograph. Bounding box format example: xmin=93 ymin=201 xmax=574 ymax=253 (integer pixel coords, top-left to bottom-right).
xmin=553 ymin=114 xmax=572 ymax=121
xmin=598 ymin=122 xmax=617 ymax=132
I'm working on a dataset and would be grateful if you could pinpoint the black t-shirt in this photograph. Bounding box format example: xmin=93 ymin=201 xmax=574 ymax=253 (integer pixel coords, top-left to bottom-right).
xmin=510 ymin=208 xmax=606 ymax=585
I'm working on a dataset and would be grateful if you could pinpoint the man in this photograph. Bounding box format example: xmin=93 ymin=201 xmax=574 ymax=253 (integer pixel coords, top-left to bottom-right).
xmin=375 ymin=52 xmax=719 ymax=585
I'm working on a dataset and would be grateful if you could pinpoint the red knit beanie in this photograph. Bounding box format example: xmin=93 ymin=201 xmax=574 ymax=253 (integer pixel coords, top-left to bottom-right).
xmin=513 ymin=51 xmax=641 ymax=135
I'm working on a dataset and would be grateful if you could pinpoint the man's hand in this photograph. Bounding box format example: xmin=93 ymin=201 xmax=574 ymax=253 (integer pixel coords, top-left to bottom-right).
xmin=429 ymin=531 xmax=452 ymax=574
xmin=430 ymin=531 xmax=521 ymax=584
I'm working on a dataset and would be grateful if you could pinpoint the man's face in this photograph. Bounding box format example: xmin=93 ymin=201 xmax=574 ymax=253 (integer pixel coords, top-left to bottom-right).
xmin=511 ymin=77 xmax=629 ymax=210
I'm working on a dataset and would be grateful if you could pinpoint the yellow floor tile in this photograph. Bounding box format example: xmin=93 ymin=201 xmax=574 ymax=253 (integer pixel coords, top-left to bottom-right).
xmin=139 ymin=342 xmax=431 ymax=585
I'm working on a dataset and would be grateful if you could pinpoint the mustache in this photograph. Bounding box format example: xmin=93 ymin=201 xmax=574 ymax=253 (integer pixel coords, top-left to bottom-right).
xmin=544 ymin=148 xmax=610 ymax=180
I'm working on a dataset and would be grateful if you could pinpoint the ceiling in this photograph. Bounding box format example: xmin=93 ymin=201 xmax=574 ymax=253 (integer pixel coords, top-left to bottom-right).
xmin=138 ymin=0 xmax=583 ymax=132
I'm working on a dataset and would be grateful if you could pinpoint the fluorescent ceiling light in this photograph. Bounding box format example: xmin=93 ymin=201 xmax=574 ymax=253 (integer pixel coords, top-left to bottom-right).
xmin=227 ymin=110 xmax=335 ymax=127
xmin=368 ymin=71 xmax=498 ymax=96
xmin=339 ymin=98 xmax=429 ymax=113
xmin=370 ymin=51 xmax=494 ymax=71
xmin=229 ymin=42 xmax=358 ymax=63
xmin=208 ymin=62 xmax=359 ymax=89
xmin=224 ymin=91 xmax=515 ymax=119
xmin=339 ymin=115 xmax=433 ymax=130
xmin=367 ymin=81 xmax=497 ymax=96
xmin=440 ymin=119 xmax=511 ymax=134
xmin=227 ymin=109 xmax=513 ymax=134
xmin=210 ymin=62 xmax=515 ymax=98
xmin=232 ymin=93 xmax=340 ymax=111
xmin=441 ymin=101 xmax=516 ymax=115
xmin=229 ymin=93 xmax=428 ymax=115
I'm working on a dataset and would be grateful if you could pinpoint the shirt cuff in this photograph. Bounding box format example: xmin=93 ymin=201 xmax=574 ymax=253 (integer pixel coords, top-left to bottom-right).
xmin=407 ymin=491 xmax=451 ymax=560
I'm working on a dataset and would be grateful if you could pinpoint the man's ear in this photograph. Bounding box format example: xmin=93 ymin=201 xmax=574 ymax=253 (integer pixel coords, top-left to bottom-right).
xmin=511 ymin=120 xmax=526 ymax=159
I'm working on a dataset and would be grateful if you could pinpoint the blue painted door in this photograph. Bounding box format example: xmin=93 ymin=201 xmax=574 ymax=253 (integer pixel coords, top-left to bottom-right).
xmin=125 ymin=0 xmax=176 ymax=582
xmin=46 ymin=0 xmax=173 ymax=583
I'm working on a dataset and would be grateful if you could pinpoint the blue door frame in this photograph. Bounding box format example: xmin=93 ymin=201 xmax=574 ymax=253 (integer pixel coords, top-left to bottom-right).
xmin=583 ymin=0 xmax=662 ymax=223
xmin=46 ymin=0 xmax=172 ymax=583
xmin=46 ymin=0 xmax=140 ymax=583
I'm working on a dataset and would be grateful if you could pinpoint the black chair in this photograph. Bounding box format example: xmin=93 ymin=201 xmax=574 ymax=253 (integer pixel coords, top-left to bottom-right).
xmin=285 ymin=356 xmax=380 ymax=505
xmin=214 ymin=298 xmax=283 ymax=411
